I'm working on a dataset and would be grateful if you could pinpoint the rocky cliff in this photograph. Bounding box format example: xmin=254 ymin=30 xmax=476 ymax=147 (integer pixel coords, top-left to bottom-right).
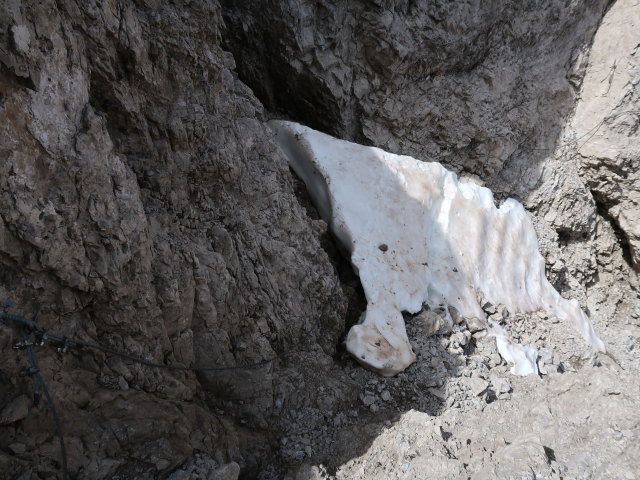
xmin=0 ymin=1 xmax=638 ymax=479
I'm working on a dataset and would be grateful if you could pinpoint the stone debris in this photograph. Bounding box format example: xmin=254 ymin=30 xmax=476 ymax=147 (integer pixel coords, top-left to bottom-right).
xmin=489 ymin=376 xmax=512 ymax=395
xmin=465 ymin=378 xmax=490 ymax=397
xmin=0 ymin=396 xmax=30 ymax=426
xmin=361 ymin=394 xmax=375 ymax=407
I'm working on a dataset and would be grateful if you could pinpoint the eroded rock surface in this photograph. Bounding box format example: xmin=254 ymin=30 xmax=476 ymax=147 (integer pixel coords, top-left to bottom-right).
xmin=0 ymin=1 xmax=348 ymax=477
xmin=222 ymin=0 xmax=608 ymax=185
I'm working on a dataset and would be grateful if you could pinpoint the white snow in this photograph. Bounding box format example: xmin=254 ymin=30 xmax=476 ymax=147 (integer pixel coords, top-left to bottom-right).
xmin=269 ymin=120 xmax=606 ymax=376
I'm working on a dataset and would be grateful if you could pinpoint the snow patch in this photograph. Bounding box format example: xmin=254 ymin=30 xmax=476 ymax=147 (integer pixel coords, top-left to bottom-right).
xmin=269 ymin=120 xmax=605 ymax=376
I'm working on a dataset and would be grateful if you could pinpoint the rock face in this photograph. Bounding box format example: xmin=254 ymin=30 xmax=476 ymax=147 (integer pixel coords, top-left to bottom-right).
xmin=0 ymin=0 xmax=638 ymax=479
xmin=569 ymin=0 xmax=640 ymax=269
xmin=271 ymin=120 xmax=604 ymax=376
xmin=221 ymin=0 xmax=608 ymax=185
xmin=0 ymin=1 xmax=348 ymax=477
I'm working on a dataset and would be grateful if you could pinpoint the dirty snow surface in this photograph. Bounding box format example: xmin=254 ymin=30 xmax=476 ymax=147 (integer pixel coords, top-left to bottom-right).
xmin=270 ymin=120 xmax=604 ymax=376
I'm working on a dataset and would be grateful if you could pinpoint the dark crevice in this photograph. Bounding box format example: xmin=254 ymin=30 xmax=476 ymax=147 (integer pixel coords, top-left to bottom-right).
xmin=220 ymin=4 xmax=345 ymax=138
xmin=543 ymin=446 xmax=557 ymax=463
xmin=88 ymin=69 xmax=140 ymax=154
xmin=0 ymin=254 xmax=22 ymax=292
xmin=462 ymin=336 xmax=477 ymax=356
xmin=555 ymin=227 xmax=590 ymax=246
xmin=0 ymin=61 xmax=36 ymax=91
xmin=591 ymin=189 xmax=637 ymax=271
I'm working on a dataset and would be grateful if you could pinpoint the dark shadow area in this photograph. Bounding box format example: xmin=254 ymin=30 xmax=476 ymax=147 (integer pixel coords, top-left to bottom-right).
xmin=219 ymin=1 xmax=347 ymax=138
xmin=295 ymin=328 xmax=462 ymax=477
xmin=591 ymin=190 xmax=637 ymax=271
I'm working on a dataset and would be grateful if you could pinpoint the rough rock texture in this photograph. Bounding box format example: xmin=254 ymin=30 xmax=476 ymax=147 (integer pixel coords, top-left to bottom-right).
xmin=221 ymin=0 xmax=607 ymax=187
xmin=569 ymin=0 xmax=640 ymax=270
xmin=0 ymin=1 xmax=349 ymax=478
xmin=0 ymin=0 xmax=639 ymax=479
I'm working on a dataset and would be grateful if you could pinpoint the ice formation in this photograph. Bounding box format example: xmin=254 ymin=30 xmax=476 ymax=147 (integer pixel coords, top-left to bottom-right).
xmin=269 ymin=120 xmax=606 ymax=376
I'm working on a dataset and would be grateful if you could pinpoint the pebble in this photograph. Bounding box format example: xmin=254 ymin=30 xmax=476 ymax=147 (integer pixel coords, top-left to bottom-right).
xmin=490 ymin=375 xmax=512 ymax=394
xmin=489 ymin=353 xmax=502 ymax=367
xmin=362 ymin=395 xmax=375 ymax=406
xmin=467 ymin=317 xmax=486 ymax=332
xmin=465 ymin=377 xmax=489 ymax=396
xmin=428 ymin=387 xmax=447 ymax=400
xmin=538 ymin=359 xmax=549 ymax=375
xmin=473 ymin=330 xmax=487 ymax=339
xmin=381 ymin=390 xmax=392 ymax=402
xmin=539 ymin=348 xmax=555 ymax=365
xmin=452 ymin=330 xmax=472 ymax=346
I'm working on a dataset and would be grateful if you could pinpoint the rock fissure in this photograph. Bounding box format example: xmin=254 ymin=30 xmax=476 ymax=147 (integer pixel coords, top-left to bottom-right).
xmin=591 ymin=189 xmax=637 ymax=271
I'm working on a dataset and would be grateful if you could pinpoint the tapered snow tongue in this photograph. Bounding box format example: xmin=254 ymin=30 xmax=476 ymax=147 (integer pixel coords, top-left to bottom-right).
xmin=269 ymin=120 xmax=605 ymax=376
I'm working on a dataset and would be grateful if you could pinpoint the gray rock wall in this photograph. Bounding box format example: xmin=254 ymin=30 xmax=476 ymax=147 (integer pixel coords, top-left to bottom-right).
xmin=0 ymin=1 xmax=348 ymax=477
xmin=222 ymin=0 xmax=608 ymax=188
